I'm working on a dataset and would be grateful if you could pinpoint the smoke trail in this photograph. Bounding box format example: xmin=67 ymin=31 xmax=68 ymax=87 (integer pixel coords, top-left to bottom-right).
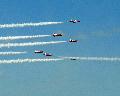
xmin=0 ymin=22 xmax=63 ymax=28
xmin=61 ymin=56 xmax=120 ymax=62
xmin=0 ymin=51 xmax=26 ymax=55
xmin=0 ymin=41 xmax=66 ymax=48
xmin=0 ymin=58 xmax=64 ymax=64
xmin=0 ymin=35 xmax=50 ymax=40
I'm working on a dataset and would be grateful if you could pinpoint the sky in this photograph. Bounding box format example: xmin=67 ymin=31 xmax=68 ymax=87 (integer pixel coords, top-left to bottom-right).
xmin=0 ymin=0 xmax=120 ymax=96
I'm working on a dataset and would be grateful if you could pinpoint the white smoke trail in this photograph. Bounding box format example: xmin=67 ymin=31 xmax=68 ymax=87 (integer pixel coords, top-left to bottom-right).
xmin=0 ymin=51 xmax=26 ymax=55
xmin=0 ymin=41 xmax=66 ymax=48
xmin=0 ymin=35 xmax=50 ymax=40
xmin=0 ymin=58 xmax=64 ymax=64
xmin=60 ymin=56 xmax=120 ymax=62
xmin=0 ymin=22 xmax=63 ymax=28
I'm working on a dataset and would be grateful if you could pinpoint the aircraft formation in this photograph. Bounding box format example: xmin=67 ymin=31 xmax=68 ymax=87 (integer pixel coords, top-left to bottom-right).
xmin=0 ymin=19 xmax=120 ymax=64
xmin=0 ymin=19 xmax=80 ymax=64
xmin=34 ymin=19 xmax=80 ymax=60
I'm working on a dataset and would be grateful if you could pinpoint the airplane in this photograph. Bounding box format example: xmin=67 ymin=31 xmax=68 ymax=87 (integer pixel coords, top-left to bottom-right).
xmin=43 ymin=52 xmax=52 ymax=56
xmin=69 ymin=39 xmax=78 ymax=42
xmin=52 ymin=33 xmax=63 ymax=37
xmin=70 ymin=58 xmax=77 ymax=60
xmin=69 ymin=19 xmax=80 ymax=23
xmin=34 ymin=50 xmax=44 ymax=53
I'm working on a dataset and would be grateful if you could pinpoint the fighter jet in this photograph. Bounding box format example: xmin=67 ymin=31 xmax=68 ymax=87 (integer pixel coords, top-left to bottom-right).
xmin=34 ymin=50 xmax=43 ymax=53
xmin=52 ymin=33 xmax=63 ymax=37
xmin=69 ymin=19 xmax=80 ymax=23
xmin=70 ymin=58 xmax=77 ymax=60
xmin=43 ymin=53 xmax=52 ymax=56
xmin=69 ymin=39 xmax=78 ymax=42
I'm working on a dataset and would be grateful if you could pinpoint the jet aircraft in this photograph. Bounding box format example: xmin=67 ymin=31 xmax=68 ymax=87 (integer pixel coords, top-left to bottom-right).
xmin=69 ymin=39 xmax=78 ymax=42
xmin=52 ymin=33 xmax=63 ymax=37
xmin=69 ymin=19 xmax=80 ymax=23
xmin=43 ymin=53 xmax=52 ymax=56
xmin=34 ymin=50 xmax=44 ymax=53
